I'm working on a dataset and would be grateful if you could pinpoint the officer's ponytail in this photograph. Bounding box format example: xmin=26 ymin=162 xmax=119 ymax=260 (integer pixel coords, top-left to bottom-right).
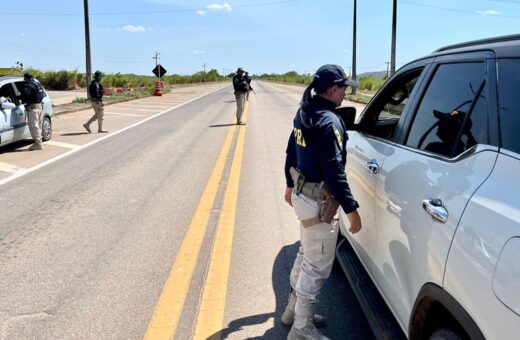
xmin=300 ymin=80 xmax=315 ymax=113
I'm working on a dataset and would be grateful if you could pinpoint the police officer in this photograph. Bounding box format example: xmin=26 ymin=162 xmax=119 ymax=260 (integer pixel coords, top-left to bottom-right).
xmin=283 ymin=64 xmax=362 ymax=340
xmin=22 ymin=73 xmax=45 ymax=151
xmin=232 ymin=67 xmax=248 ymax=125
xmin=244 ymin=71 xmax=254 ymax=101
xmin=83 ymin=70 xmax=108 ymax=133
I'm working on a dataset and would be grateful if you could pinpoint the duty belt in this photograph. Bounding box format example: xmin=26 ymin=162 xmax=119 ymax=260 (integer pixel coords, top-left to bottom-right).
xmin=289 ymin=166 xmax=322 ymax=201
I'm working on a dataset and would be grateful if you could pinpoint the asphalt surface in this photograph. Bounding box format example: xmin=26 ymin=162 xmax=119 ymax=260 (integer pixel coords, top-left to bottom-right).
xmin=0 ymin=81 xmax=373 ymax=339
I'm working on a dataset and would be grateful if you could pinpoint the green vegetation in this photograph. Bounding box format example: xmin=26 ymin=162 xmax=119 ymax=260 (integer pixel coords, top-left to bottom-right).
xmin=259 ymin=71 xmax=387 ymax=92
xmin=259 ymin=71 xmax=313 ymax=85
xmin=358 ymin=76 xmax=386 ymax=92
xmin=346 ymin=94 xmax=373 ymax=105
xmin=72 ymin=87 xmax=171 ymax=104
xmin=10 ymin=68 xmax=227 ymax=91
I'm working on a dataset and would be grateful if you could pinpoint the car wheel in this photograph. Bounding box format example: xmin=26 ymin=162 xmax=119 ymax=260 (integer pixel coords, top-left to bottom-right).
xmin=42 ymin=116 xmax=52 ymax=141
xmin=429 ymin=328 xmax=463 ymax=340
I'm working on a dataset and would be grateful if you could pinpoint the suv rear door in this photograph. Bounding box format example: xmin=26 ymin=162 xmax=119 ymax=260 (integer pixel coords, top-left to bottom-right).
xmin=373 ymin=52 xmax=499 ymax=329
xmin=0 ymin=82 xmax=26 ymax=145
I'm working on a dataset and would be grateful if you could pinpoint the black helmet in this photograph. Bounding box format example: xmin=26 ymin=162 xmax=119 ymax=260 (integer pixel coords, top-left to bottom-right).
xmin=23 ymin=72 xmax=33 ymax=81
xmin=94 ymin=70 xmax=104 ymax=78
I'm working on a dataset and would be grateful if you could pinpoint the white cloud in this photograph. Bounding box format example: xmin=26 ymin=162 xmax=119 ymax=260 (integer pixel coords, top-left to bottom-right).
xmin=207 ymin=3 xmax=232 ymax=11
xmin=118 ymin=25 xmax=147 ymax=33
xmin=476 ymin=9 xmax=501 ymax=16
xmin=196 ymin=10 xmax=206 ymax=15
xmin=193 ymin=49 xmax=206 ymax=54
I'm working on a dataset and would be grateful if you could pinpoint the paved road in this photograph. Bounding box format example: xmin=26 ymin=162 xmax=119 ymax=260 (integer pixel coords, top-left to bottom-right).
xmin=0 ymin=81 xmax=372 ymax=339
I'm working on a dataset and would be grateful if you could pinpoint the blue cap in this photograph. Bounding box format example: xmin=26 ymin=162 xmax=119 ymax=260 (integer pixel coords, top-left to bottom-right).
xmin=313 ymin=64 xmax=358 ymax=88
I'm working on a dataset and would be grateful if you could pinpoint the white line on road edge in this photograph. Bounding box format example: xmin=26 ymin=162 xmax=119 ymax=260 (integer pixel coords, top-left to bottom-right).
xmin=44 ymin=140 xmax=81 ymax=150
xmin=0 ymin=162 xmax=28 ymax=175
xmin=104 ymin=112 xmax=145 ymax=117
xmin=0 ymin=85 xmax=230 ymax=188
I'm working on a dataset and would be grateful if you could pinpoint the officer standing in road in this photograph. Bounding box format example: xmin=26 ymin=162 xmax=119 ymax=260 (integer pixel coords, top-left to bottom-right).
xmin=83 ymin=70 xmax=108 ymax=133
xmin=282 ymin=64 xmax=362 ymax=340
xmin=244 ymin=71 xmax=254 ymax=101
xmin=22 ymin=73 xmax=45 ymax=151
xmin=232 ymin=67 xmax=248 ymax=125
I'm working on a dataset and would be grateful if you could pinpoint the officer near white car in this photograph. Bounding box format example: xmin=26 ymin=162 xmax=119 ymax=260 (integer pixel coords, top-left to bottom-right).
xmin=283 ymin=64 xmax=362 ymax=340
xmin=22 ymin=73 xmax=45 ymax=151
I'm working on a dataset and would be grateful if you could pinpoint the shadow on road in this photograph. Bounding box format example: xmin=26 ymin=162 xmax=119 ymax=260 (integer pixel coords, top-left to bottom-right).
xmin=205 ymin=242 xmax=298 ymax=340
xmin=60 ymin=132 xmax=90 ymax=136
xmin=204 ymin=239 xmax=375 ymax=339
xmin=208 ymin=124 xmax=238 ymax=128
xmin=0 ymin=140 xmax=33 ymax=154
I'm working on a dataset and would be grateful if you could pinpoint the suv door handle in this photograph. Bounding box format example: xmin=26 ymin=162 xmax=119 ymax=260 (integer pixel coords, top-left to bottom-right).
xmin=366 ymin=160 xmax=379 ymax=174
xmin=422 ymin=198 xmax=448 ymax=223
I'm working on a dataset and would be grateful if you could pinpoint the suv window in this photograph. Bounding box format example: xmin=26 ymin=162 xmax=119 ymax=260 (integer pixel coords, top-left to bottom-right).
xmin=406 ymin=62 xmax=488 ymax=158
xmin=362 ymin=69 xmax=422 ymax=140
xmin=498 ymin=59 xmax=520 ymax=155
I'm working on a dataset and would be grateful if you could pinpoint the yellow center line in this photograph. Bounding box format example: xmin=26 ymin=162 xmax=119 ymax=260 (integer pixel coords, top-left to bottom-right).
xmin=144 ymin=118 xmax=237 ymax=340
xmin=193 ymin=102 xmax=248 ymax=340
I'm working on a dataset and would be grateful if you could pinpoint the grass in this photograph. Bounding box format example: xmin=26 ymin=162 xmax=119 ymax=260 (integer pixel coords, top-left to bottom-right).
xmin=72 ymin=88 xmax=171 ymax=104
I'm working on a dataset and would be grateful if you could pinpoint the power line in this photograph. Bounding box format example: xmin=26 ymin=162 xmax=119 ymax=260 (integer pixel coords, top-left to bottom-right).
xmin=0 ymin=0 xmax=305 ymax=16
xmin=0 ymin=39 xmax=149 ymax=63
xmin=401 ymin=0 xmax=520 ymax=19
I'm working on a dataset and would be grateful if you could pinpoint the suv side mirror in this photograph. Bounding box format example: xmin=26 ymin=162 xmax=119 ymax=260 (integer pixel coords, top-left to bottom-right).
xmin=335 ymin=106 xmax=357 ymax=130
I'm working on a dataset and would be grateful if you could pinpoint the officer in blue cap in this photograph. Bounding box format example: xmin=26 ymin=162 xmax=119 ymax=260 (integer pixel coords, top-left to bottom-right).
xmin=283 ymin=64 xmax=362 ymax=340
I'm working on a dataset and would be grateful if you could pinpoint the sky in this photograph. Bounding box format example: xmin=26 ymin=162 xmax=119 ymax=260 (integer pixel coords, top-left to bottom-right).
xmin=1 ymin=0 xmax=519 ymax=76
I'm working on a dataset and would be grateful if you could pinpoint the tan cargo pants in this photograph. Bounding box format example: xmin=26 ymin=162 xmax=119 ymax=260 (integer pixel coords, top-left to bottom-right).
xmin=234 ymin=92 xmax=246 ymax=123
xmin=86 ymin=100 xmax=105 ymax=130
xmin=26 ymin=104 xmax=43 ymax=146
xmin=289 ymin=191 xmax=338 ymax=301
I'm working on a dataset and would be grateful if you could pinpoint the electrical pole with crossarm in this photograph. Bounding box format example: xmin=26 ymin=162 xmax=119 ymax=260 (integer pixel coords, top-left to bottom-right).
xmin=83 ymin=0 xmax=92 ymax=98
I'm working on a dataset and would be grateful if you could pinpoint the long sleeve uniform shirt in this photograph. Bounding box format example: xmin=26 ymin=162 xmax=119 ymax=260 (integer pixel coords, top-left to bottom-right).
xmin=89 ymin=80 xmax=104 ymax=101
xmin=284 ymin=95 xmax=359 ymax=214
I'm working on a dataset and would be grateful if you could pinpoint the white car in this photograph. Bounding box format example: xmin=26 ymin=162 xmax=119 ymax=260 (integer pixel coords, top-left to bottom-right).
xmin=337 ymin=35 xmax=520 ymax=340
xmin=0 ymin=75 xmax=53 ymax=147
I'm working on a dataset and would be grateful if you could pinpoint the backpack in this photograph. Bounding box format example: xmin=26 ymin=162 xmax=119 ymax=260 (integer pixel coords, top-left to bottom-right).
xmin=28 ymin=81 xmax=45 ymax=103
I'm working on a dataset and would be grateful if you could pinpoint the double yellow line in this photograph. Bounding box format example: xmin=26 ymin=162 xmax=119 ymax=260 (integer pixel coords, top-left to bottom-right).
xmin=144 ymin=103 xmax=249 ymax=340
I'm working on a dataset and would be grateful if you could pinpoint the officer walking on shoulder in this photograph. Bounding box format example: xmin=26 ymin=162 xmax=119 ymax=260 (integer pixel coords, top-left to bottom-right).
xmin=22 ymin=73 xmax=45 ymax=151
xmin=83 ymin=70 xmax=108 ymax=133
xmin=232 ymin=67 xmax=248 ymax=125
xmin=283 ymin=64 xmax=362 ymax=340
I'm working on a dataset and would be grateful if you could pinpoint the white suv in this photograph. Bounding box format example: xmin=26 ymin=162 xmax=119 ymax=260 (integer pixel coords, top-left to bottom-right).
xmin=337 ymin=35 xmax=520 ymax=340
xmin=0 ymin=76 xmax=53 ymax=147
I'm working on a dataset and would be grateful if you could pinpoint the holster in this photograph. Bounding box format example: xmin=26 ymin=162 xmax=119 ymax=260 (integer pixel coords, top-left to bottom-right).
xmin=289 ymin=167 xmax=305 ymax=194
xmin=290 ymin=167 xmax=339 ymax=226
xmin=318 ymin=184 xmax=340 ymax=224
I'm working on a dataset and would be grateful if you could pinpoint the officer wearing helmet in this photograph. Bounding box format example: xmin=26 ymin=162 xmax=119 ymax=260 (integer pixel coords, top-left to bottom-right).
xmin=232 ymin=67 xmax=248 ymax=125
xmin=22 ymin=73 xmax=45 ymax=150
xmin=283 ymin=64 xmax=362 ymax=340
xmin=83 ymin=70 xmax=108 ymax=133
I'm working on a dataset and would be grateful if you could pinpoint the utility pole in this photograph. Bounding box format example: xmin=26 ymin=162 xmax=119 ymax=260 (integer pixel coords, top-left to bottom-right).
xmin=385 ymin=62 xmax=390 ymax=78
xmin=153 ymin=51 xmax=161 ymax=80
xmin=202 ymin=63 xmax=207 ymax=82
xmin=83 ymin=0 xmax=92 ymax=98
xmin=390 ymin=0 xmax=397 ymax=76
xmin=352 ymin=0 xmax=357 ymax=94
